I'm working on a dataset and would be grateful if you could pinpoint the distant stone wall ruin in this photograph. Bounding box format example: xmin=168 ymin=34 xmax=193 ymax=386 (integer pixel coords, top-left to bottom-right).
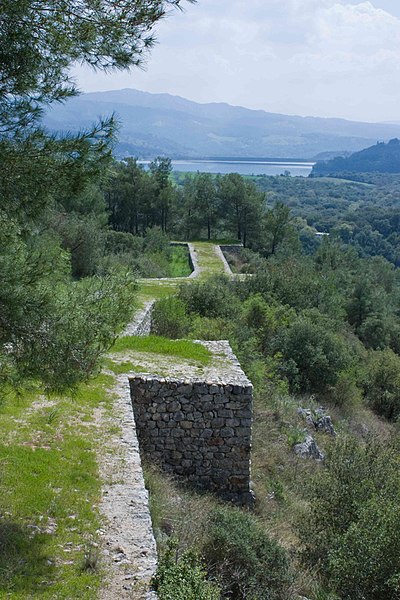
xmin=129 ymin=374 xmax=254 ymax=505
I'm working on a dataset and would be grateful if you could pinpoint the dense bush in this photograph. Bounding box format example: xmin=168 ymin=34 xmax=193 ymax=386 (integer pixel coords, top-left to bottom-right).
xmin=153 ymin=540 xmax=220 ymax=600
xmin=277 ymin=315 xmax=349 ymax=393
xmin=19 ymin=271 xmax=136 ymax=390
xmin=363 ymin=349 xmax=400 ymax=420
xmin=179 ymin=276 xmax=240 ymax=318
xmin=102 ymin=228 xmax=191 ymax=278
xmin=299 ymin=436 xmax=400 ymax=600
xmin=204 ymin=507 xmax=292 ymax=600
xmin=152 ymin=297 xmax=190 ymax=339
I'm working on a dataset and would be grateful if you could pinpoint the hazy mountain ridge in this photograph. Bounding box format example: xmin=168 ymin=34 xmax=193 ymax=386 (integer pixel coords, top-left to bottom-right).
xmin=312 ymin=138 xmax=400 ymax=175
xmin=43 ymin=89 xmax=400 ymax=159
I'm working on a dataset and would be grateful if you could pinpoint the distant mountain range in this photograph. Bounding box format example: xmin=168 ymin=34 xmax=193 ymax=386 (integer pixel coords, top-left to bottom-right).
xmin=312 ymin=138 xmax=400 ymax=175
xmin=43 ymin=88 xmax=400 ymax=159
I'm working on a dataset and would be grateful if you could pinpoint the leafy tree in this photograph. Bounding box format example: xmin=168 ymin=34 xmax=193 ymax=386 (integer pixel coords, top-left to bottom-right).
xmin=218 ymin=174 xmax=264 ymax=245
xmin=277 ymin=314 xmax=349 ymax=393
xmin=262 ymin=202 xmax=292 ymax=257
xmin=346 ymin=279 xmax=375 ymax=329
xmin=0 ymin=0 xmax=192 ymax=388
xmin=192 ymin=173 xmax=219 ymax=240
xmin=106 ymin=158 xmax=152 ymax=234
xmin=150 ymin=157 xmax=174 ymax=232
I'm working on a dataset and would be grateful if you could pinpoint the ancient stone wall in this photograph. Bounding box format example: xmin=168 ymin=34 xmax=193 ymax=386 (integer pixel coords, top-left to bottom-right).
xmin=129 ymin=374 xmax=254 ymax=505
xmin=123 ymin=300 xmax=155 ymax=337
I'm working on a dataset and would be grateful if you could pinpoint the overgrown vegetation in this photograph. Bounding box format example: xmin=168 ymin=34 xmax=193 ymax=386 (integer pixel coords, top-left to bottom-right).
xmin=4 ymin=0 xmax=400 ymax=597
xmin=148 ymin=233 xmax=400 ymax=598
xmin=153 ymin=540 xmax=220 ymax=600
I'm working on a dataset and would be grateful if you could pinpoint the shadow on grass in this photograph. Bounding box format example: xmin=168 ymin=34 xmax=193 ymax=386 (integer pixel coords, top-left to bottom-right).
xmin=0 ymin=521 xmax=55 ymax=593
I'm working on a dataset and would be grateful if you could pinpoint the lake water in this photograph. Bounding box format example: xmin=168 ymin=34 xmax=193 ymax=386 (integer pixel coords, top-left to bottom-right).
xmin=139 ymin=159 xmax=315 ymax=177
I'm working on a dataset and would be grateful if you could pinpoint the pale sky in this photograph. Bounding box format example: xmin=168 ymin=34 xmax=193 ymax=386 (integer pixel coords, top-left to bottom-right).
xmin=74 ymin=0 xmax=400 ymax=122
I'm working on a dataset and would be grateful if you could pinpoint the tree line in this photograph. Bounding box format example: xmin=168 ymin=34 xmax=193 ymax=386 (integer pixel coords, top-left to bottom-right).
xmin=105 ymin=157 xmax=281 ymax=248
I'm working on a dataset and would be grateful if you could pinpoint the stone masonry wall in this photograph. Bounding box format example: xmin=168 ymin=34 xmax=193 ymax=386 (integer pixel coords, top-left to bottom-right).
xmin=123 ymin=300 xmax=155 ymax=337
xmin=129 ymin=375 xmax=254 ymax=504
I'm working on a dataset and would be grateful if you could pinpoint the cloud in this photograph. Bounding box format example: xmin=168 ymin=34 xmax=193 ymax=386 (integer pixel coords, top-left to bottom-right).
xmin=74 ymin=0 xmax=400 ymax=121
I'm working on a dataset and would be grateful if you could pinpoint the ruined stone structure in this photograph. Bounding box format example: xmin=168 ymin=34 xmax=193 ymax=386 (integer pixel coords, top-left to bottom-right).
xmin=123 ymin=300 xmax=155 ymax=337
xmin=128 ymin=341 xmax=254 ymax=505
xmin=121 ymin=246 xmax=254 ymax=505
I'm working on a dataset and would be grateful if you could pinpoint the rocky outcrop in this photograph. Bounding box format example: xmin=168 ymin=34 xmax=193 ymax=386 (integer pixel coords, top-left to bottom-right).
xmin=293 ymin=435 xmax=325 ymax=461
xmin=297 ymin=407 xmax=336 ymax=436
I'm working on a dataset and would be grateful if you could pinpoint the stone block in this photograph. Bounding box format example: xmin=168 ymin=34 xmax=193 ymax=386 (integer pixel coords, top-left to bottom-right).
xmin=173 ymin=411 xmax=185 ymax=421
xmin=166 ymin=400 xmax=181 ymax=412
xmin=220 ymin=427 xmax=234 ymax=438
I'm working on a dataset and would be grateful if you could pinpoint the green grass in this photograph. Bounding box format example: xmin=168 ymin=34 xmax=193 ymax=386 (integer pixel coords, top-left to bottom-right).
xmin=0 ymin=375 xmax=116 ymax=598
xmin=138 ymin=280 xmax=181 ymax=304
xmin=192 ymin=242 xmax=228 ymax=278
xmin=103 ymin=358 xmax=148 ymax=374
xmin=169 ymin=246 xmax=192 ymax=278
xmin=136 ymin=241 xmax=232 ymax=301
xmin=112 ymin=335 xmax=212 ymax=365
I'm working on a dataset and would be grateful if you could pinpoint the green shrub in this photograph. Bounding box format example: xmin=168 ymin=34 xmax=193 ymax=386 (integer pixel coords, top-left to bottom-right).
xmin=179 ymin=275 xmax=240 ymax=318
xmin=152 ymin=297 xmax=191 ymax=339
xmin=363 ymin=348 xmax=400 ymax=420
xmin=105 ymin=230 xmax=144 ymax=254
xmin=277 ymin=315 xmax=349 ymax=393
xmin=203 ymin=507 xmax=292 ymax=600
xmin=329 ymin=497 xmax=400 ymax=600
xmin=189 ymin=315 xmax=231 ymax=341
xmin=299 ymin=436 xmax=400 ymax=600
xmin=153 ymin=540 xmax=220 ymax=600
xmin=27 ymin=272 xmax=135 ymax=390
xmin=329 ymin=370 xmax=362 ymax=409
xmin=144 ymin=226 xmax=170 ymax=254
xmin=358 ymin=314 xmax=391 ymax=350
